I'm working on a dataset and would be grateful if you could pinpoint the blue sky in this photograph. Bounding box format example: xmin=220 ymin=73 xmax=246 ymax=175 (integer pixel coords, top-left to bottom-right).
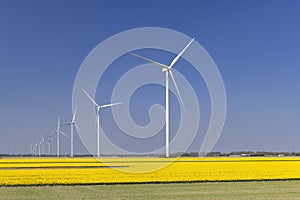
xmin=1 ymin=0 xmax=300 ymax=154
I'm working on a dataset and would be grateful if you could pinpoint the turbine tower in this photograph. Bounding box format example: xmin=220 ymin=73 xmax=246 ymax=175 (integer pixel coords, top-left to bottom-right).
xmin=82 ymin=88 xmax=122 ymax=157
xmin=34 ymin=142 xmax=39 ymax=157
xmin=50 ymin=117 xmax=68 ymax=157
xmin=40 ymin=135 xmax=46 ymax=156
xmin=31 ymin=144 xmax=34 ymax=156
xmin=45 ymin=135 xmax=52 ymax=156
xmin=61 ymin=108 xmax=78 ymax=157
xmin=38 ymin=140 xmax=41 ymax=156
xmin=130 ymin=38 xmax=194 ymax=157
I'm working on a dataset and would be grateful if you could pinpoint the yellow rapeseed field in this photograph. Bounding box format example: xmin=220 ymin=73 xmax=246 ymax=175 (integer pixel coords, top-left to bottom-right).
xmin=1 ymin=157 xmax=300 ymax=186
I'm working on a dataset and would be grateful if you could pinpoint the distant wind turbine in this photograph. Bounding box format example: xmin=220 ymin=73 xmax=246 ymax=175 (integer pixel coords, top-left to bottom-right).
xmin=50 ymin=117 xmax=69 ymax=157
xmin=45 ymin=135 xmax=52 ymax=156
xmin=40 ymin=135 xmax=46 ymax=156
xmin=130 ymin=38 xmax=195 ymax=157
xmin=38 ymin=139 xmax=42 ymax=156
xmin=61 ymin=108 xmax=78 ymax=157
xmin=31 ymin=144 xmax=34 ymax=156
xmin=82 ymin=88 xmax=123 ymax=157
xmin=34 ymin=142 xmax=38 ymax=156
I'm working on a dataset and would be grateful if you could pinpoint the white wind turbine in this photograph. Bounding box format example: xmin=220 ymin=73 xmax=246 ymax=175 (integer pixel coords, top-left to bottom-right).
xmin=130 ymin=38 xmax=195 ymax=157
xmin=31 ymin=144 xmax=34 ymax=156
xmin=34 ymin=142 xmax=38 ymax=156
xmin=40 ymin=135 xmax=46 ymax=156
xmin=38 ymin=139 xmax=42 ymax=156
xmin=45 ymin=135 xmax=52 ymax=156
xmin=50 ymin=117 xmax=69 ymax=157
xmin=36 ymin=140 xmax=41 ymax=156
xmin=82 ymin=88 xmax=123 ymax=157
xmin=61 ymin=108 xmax=78 ymax=157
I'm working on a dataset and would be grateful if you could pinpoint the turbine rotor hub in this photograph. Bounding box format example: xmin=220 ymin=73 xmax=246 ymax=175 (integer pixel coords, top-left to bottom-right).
xmin=162 ymin=68 xmax=170 ymax=72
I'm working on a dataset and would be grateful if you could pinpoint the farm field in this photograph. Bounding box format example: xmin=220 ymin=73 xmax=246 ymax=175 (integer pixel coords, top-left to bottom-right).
xmin=1 ymin=181 xmax=300 ymax=200
xmin=1 ymin=157 xmax=300 ymax=186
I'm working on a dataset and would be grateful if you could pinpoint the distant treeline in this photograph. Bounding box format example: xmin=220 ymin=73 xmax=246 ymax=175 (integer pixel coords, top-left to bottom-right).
xmin=1 ymin=151 xmax=300 ymax=158
xmin=195 ymin=151 xmax=300 ymax=157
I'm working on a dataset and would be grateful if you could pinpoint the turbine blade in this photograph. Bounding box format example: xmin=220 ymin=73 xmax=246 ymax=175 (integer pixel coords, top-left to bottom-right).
xmin=74 ymin=124 xmax=83 ymax=135
xmin=81 ymin=88 xmax=99 ymax=107
xmin=60 ymin=123 xmax=71 ymax=127
xmin=169 ymin=70 xmax=186 ymax=111
xmin=101 ymin=102 xmax=123 ymax=108
xmin=72 ymin=106 xmax=78 ymax=123
xmin=49 ymin=129 xmax=56 ymax=136
xmin=57 ymin=117 xmax=61 ymax=129
xmin=169 ymin=38 xmax=195 ymax=69
xmin=130 ymin=53 xmax=168 ymax=69
xmin=60 ymin=130 xmax=69 ymax=138
xmin=94 ymin=117 xmax=98 ymax=128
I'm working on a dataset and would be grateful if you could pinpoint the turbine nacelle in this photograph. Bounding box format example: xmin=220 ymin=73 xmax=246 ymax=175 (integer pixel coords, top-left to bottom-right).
xmin=47 ymin=136 xmax=52 ymax=143
xmin=162 ymin=68 xmax=170 ymax=72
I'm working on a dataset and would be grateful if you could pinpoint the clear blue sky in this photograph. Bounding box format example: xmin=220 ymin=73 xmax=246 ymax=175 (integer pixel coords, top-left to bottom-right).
xmin=1 ymin=0 xmax=300 ymax=154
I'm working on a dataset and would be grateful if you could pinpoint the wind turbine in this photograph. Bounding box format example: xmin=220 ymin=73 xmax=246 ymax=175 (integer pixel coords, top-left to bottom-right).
xmin=31 ymin=144 xmax=34 ymax=156
xmin=130 ymin=38 xmax=195 ymax=157
xmin=50 ymin=117 xmax=69 ymax=157
xmin=82 ymin=88 xmax=123 ymax=157
xmin=38 ymin=139 xmax=42 ymax=156
xmin=40 ymin=135 xmax=46 ymax=156
xmin=36 ymin=142 xmax=39 ymax=156
xmin=34 ymin=142 xmax=38 ymax=156
xmin=45 ymin=135 xmax=52 ymax=156
xmin=61 ymin=108 xmax=78 ymax=157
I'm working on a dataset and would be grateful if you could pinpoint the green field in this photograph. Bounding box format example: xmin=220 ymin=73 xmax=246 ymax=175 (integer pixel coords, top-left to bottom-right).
xmin=1 ymin=180 xmax=300 ymax=200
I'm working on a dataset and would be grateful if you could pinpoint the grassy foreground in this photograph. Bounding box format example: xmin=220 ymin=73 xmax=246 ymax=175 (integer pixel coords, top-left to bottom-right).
xmin=1 ymin=180 xmax=300 ymax=200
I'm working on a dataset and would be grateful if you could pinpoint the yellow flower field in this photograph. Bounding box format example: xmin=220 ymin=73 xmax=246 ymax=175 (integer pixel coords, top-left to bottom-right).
xmin=1 ymin=157 xmax=300 ymax=186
